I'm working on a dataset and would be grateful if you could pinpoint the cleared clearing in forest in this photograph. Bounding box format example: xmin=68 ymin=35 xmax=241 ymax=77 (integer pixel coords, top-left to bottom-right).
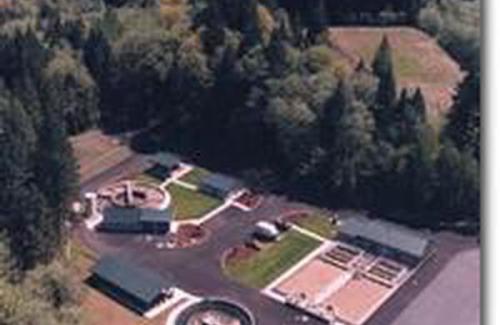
xmin=70 ymin=130 xmax=134 ymax=183
xmin=328 ymin=27 xmax=465 ymax=122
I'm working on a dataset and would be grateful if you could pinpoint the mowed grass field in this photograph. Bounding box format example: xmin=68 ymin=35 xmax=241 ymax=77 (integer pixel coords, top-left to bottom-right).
xmin=328 ymin=27 xmax=464 ymax=122
xmin=224 ymin=230 xmax=322 ymax=288
xmin=167 ymin=183 xmax=222 ymax=220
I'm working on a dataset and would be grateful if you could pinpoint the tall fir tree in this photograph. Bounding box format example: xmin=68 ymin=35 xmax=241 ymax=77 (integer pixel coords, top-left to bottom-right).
xmin=0 ymin=95 xmax=37 ymax=216
xmin=435 ymin=141 xmax=480 ymax=219
xmin=33 ymin=105 xmax=78 ymax=264
xmin=372 ymin=35 xmax=397 ymax=113
xmin=309 ymin=0 xmax=328 ymax=38
xmin=445 ymin=71 xmax=480 ymax=159
xmin=84 ymin=27 xmax=112 ymax=84
xmin=321 ymin=79 xmax=355 ymax=146
xmin=0 ymin=95 xmax=50 ymax=269
xmin=322 ymin=80 xmax=376 ymax=200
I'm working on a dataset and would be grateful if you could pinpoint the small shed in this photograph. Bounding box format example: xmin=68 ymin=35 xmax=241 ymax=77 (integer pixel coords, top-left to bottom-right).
xmin=199 ymin=173 xmax=242 ymax=199
xmin=146 ymin=153 xmax=182 ymax=180
xmin=149 ymin=153 xmax=181 ymax=170
xmin=90 ymin=256 xmax=174 ymax=314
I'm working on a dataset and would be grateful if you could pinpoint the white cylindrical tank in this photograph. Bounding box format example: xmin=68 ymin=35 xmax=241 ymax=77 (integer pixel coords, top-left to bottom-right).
xmin=84 ymin=192 xmax=98 ymax=216
xmin=254 ymin=221 xmax=280 ymax=240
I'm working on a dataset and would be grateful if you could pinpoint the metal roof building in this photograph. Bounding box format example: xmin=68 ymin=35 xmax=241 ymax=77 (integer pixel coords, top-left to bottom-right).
xmin=149 ymin=152 xmax=181 ymax=170
xmin=98 ymin=207 xmax=172 ymax=234
xmin=145 ymin=153 xmax=182 ymax=181
xmin=199 ymin=173 xmax=242 ymax=199
xmin=339 ymin=215 xmax=430 ymax=259
xmin=91 ymin=256 xmax=173 ymax=314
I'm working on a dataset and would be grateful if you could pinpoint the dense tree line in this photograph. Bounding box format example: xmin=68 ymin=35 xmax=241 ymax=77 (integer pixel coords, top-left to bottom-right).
xmin=0 ymin=3 xmax=82 ymax=320
xmin=0 ymin=241 xmax=82 ymax=325
xmin=0 ymin=0 xmax=479 ymax=233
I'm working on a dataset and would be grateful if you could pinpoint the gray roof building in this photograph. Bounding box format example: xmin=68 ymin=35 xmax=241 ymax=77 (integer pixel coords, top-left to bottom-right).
xmin=339 ymin=215 xmax=430 ymax=258
xmin=149 ymin=152 xmax=181 ymax=170
xmin=99 ymin=207 xmax=172 ymax=233
xmin=199 ymin=173 xmax=242 ymax=199
xmin=91 ymin=256 xmax=173 ymax=312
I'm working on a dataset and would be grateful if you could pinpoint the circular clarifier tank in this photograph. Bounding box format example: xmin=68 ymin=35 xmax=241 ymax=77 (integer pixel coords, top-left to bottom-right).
xmin=174 ymin=298 xmax=254 ymax=325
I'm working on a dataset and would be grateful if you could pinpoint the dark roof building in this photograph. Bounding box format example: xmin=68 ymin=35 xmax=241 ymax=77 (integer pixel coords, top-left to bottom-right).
xmin=98 ymin=207 xmax=172 ymax=234
xmin=90 ymin=256 xmax=173 ymax=314
xmin=145 ymin=153 xmax=182 ymax=181
xmin=339 ymin=215 xmax=430 ymax=260
xmin=149 ymin=153 xmax=181 ymax=170
xmin=199 ymin=173 xmax=242 ymax=199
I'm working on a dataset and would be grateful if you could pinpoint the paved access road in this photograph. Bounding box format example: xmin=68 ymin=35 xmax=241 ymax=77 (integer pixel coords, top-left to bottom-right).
xmin=389 ymin=248 xmax=480 ymax=325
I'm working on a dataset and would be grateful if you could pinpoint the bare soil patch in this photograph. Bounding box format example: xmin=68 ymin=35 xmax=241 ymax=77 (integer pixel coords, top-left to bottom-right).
xmin=70 ymin=130 xmax=134 ymax=182
xmin=324 ymin=277 xmax=390 ymax=325
xmin=328 ymin=27 xmax=465 ymax=122
xmin=276 ymin=258 xmax=347 ymax=299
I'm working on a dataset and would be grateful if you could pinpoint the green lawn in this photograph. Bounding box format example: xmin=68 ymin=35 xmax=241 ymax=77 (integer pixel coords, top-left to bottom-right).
xmin=291 ymin=213 xmax=336 ymax=238
xmin=179 ymin=166 xmax=211 ymax=186
xmin=224 ymin=230 xmax=322 ymax=288
xmin=167 ymin=184 xmax=222 ymax=220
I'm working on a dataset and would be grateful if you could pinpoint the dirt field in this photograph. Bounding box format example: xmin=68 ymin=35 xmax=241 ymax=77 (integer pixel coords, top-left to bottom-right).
xmin=70 ymin=130 xmax=134 ymax=183
xmin=276 ymin=258 xmax=347 ymax=299
xmin=328 ymin=27 xmax=465 ymax=122
xmin=325 ymin=277 xmax=391 ymax=325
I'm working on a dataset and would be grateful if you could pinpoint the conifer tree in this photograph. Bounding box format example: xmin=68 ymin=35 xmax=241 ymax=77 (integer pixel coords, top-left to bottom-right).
xmin=322 ymin=80 xmax=376 ymax=197
xmin=321 ymin=79 xmax=355 ymax=146
xmin=0 ymin=95 xmax=37 ymax=216
xmin=309 ymin=0 xmax=328 ymax=37
xmin=372 ymin=35 xmax=397 ymax=110
xmin=33 ymin=105 xmax=78 ymax=264
xmin=445 ymin=71 xmax=480 ymax=159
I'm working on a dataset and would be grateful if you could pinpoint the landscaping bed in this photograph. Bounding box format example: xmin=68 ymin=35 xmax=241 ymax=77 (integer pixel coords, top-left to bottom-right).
xmin=234 ymin=191 xmax=263 ymax=210
xmin=284 ymin=211 xmax=336 ymax=238
xmin=167 ymin=184 xmax=222 ymax=220
xmin=223 ymin=230 xmax=322 ymax=288
xmin=167 ymin=224 xmax=209 ymax=249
